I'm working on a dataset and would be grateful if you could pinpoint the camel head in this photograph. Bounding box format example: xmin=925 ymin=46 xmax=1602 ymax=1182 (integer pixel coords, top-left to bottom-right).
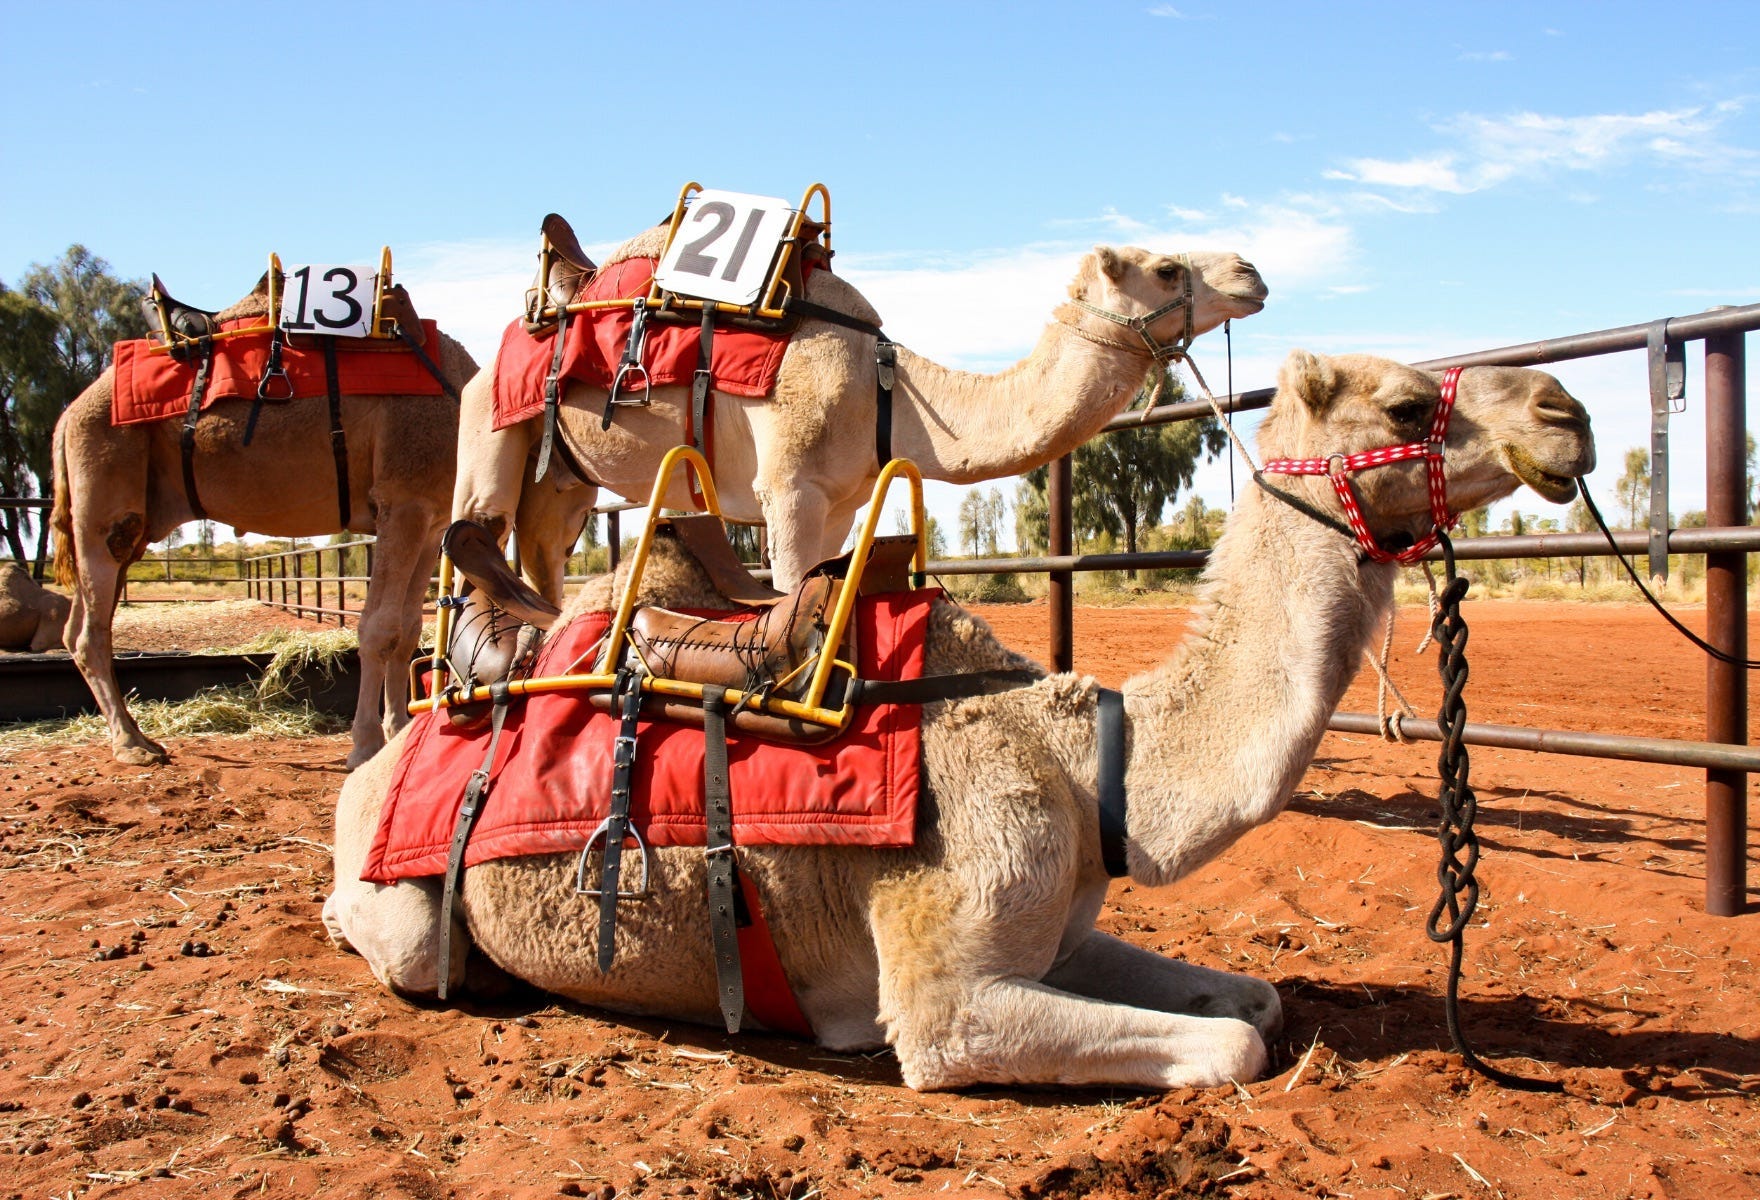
xmin=1062 ymin=246 xmax=1268 ymax=361
xmin=1260 ymin=352 xmax=1596 ymax=553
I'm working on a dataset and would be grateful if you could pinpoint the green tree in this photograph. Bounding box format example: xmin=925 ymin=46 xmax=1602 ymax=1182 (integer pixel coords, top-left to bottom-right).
xmin=4 ymin=247 xmax=149 ymax=566
xmin=0 ymin=284 xmax=62 ymax=563
xmin=1616 ymin=446 xmax=1651 ymax=529
xmin=893 ymin=508 xmax=947 ymax=560
xmin=956 ymin=486 xmax=1007 ymax=557
xmin=1076 ymin=381 xmax=1225 ymax=577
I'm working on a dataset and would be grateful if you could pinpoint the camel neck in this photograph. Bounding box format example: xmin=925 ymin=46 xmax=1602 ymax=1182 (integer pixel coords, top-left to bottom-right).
xmin=886 ymin=322 xmax=1151 ymax=485
xmin=1111 ymin=486 xmax=1396 ymax=886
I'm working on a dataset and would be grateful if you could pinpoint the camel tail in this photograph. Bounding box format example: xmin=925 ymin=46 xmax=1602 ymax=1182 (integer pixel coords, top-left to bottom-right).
xmin=50 ymin=418 xmax=75 ymax=589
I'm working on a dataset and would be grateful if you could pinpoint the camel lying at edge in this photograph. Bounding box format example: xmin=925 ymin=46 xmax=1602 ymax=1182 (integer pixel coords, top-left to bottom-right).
xmin=327 ymin=350 xmax=1594 ymax=1089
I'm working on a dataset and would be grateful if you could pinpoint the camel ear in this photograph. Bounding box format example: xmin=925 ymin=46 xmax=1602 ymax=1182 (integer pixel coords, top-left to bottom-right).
xmin=1092 ymin=246 xmax=1124 ymax=282
xmin=1278 ymin=349 xmax=1337 ymax=414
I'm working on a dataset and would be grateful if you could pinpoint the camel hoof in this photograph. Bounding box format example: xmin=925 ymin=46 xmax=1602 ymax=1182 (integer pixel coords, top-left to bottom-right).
xmin=114 ymin=742 xmax=169 ymax=767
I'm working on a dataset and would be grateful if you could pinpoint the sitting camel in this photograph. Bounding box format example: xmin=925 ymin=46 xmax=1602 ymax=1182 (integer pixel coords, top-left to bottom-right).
xmin=0 ymin=563 xmax=71 ymax=652
xmin=326 ymin=351 xmax=1594 ymax=1090
xmin=49 ymin=279 xmax=488 ymax=767
xmin=453 ymin=227 xmax=1268 ymax=597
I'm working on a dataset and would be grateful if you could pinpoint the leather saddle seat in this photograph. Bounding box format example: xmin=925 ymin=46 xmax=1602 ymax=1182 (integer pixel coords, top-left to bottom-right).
xmin=525 ymin=213 xmax=599 ymax=328
xmin=143 ymin=274 xmax=221 ymax=345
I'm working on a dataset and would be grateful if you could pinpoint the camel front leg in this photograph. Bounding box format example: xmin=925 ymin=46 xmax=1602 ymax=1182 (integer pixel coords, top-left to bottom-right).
xmin=1043 ymin=929 xmax=1283 ymax=1041
xmin=323 ymin=726 xmax=467 ymax=996
xmin=753 ymin=481 xmax=834 ymax=591
xmin=886 ymin=974 xmax=1269 ymax=1091
xmin=450 ymin=365 xmax=532 ymax=546
xmin=349 ymin=506 xmax=441 ymax=768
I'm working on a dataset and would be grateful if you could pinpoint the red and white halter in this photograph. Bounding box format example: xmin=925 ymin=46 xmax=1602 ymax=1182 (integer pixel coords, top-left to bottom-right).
xmin=1259 ymin=366 xmax=1462 ymax=565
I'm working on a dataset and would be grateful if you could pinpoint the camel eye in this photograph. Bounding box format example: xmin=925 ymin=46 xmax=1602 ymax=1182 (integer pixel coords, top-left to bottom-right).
xmin=1155 ymin=262 xmax=1181 ymax=282
xmin=1388 ymin=399 xmax=1431 ymax=429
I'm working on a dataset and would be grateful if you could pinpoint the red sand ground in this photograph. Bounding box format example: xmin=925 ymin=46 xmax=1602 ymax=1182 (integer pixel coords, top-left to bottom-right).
xmin=0 ymin=600 xmax=1755 ymax=1199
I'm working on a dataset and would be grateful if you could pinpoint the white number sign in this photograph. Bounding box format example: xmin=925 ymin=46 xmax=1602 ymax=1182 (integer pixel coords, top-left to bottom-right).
xmin=279 ymin=265 xmax=377 ymax=338
xmin=654 ymin=189 xmax=796 ymax=306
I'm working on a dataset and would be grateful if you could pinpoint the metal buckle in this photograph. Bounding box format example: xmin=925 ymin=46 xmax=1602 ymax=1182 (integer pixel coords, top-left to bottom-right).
xmin=612 ymin=734 xmax=638 ymax=769
xmin=575 ymin=820 xmax=650 ymax=899
xmin=1326 ymin=453 xmax=1349 ymax=478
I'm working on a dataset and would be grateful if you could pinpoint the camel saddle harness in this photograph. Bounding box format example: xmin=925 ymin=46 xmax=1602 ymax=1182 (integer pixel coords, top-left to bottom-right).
xmin=428 ymin=517 xmax=1076 ymax=1033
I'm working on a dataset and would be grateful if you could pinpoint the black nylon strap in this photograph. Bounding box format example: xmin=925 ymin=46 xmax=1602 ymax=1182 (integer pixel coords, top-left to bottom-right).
xmin=179 ymin=343 xmax=214 ymax=522
xmin=843 ymin=668 xmax=1040 ymax=707
xmin=322 ymin=338 xmax=351 ymax=529
xmin=702 ymin=686 xmax=744 ymax=1034
xmin=1096 ymin=688 xmax=1129 ymax=878
xmin=391 ymin=322 xmax=461 ymax=403
xmin=596 ymin=670 xmax=642 ymax=972
xmin=436 ymin=681 xmax=511 ymax=1001
xmin=692 ymin=307 xmax=715 ymax=463
xmin=785 ymin=297 xmax=884 ymax=339
xmin=874 ymin=336 xmax=896 ymax=469
xmin=536 ymin=308 xmax=572 ymax=482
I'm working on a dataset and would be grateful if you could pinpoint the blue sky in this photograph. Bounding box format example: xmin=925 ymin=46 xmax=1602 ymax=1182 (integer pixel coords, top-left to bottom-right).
xmin=5 ymin=1 xmax=1757 ymax=547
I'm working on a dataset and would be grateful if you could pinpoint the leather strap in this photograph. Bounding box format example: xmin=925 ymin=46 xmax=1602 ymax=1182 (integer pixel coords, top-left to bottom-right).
xmin=322 ymin=338 xmax=352 ymax=529
xmin=702 ymin=686 xmax=744 ymax=1033
xmin=536 ymin=308 xmax=572 ymax=482
xmin=689 ymin=308 xmax=715 ymax=510
xmin=874 ymin=336 xmax=896 ymax=468
xmin=244 ymin=328 xmax=291 ymax=446
xmin=436 ymin=681 xmax=511 ymax=1001
xmin=602 ymin=301 xmax=650 ymax=429
xmin=178 ymin=342 xmax=214 ymax=522
xmin=391 ymin=322 xmax=461 ymax=402
xmin=1096 ymin=688 xmax=1129 ymax=878
xmin=843 ymin=668 xmax=1039 ymax=707
xmin=596 ymin=669 xmax=642 ymax=972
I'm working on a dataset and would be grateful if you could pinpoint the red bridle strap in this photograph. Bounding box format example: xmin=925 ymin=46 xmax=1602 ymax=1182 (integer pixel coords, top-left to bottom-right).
xmin=1259 ymin=367 xmax=1461 ymax=565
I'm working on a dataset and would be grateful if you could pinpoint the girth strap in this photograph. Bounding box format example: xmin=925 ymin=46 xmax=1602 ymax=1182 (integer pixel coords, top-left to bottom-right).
xmin=689 ymin=308 xmax=716 ymax=510
xmin=1097 ymin=688 xmax=1129 ymax=878
xmin=702 ymin=686 xmax=744 ymax=1033
xmin=178 ymin=342 xmax=215 ymax=522
xmin=874 ymin=336 xmax=896 ymax=469
xmin=535 ymin=308 xmax=572 ymax=483
xmin=322 ymin=338 xmax=352 ymax=529
xmin=596 ymin=669 xmax=643 ymax=972
xmin=436 ymin=680 xmax=511 ymax=1001
xmin=243 ymin=328 xmax=291 ymax=446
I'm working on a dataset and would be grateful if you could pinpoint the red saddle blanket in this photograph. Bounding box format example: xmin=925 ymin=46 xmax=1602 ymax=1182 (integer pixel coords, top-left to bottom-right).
xmin=491 ymin=257 xmax=802 ymax=430
xmin=361 ymin=589 xmax=937 ymax=884
xmin=110 ymin=320 xmax=448 ymax=427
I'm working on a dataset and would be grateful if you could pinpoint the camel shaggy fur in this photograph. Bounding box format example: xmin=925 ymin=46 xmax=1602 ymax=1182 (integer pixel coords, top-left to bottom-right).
xmin=452 ymin=230 xmax=1268 ymax=596
xmin=327 ymin=351 xmax=1594 ymax=1090
xmin=50 ymin=281 xmax=481 ymax=767
xmin=0 ymin=563 xmax=71 ymax=652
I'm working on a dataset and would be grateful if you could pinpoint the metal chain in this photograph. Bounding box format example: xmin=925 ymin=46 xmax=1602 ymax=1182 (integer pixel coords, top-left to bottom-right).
xmin=1425 ymin=531 xmax=1562 ymax=1092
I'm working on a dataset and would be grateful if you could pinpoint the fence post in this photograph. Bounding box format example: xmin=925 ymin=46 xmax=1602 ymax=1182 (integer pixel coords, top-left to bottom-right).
xmin=293 ymin=548 xmax=304 ymax=618
xmin=609 ymin=511 xmax=622 ymax=574
xmin=1703 ymin=321 xmax=1748 ymax=916
xmin=1048 ymin=454 xmax=1074 ymax=673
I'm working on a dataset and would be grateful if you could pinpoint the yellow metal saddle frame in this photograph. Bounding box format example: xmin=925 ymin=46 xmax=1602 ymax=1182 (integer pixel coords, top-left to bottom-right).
xmin=412 ymin=446 xmax=929 ymax=738
xmin=144 ymin=246 xmax=409 ymax=355
xmin=523 ymin=182 xmax=834 ymax=330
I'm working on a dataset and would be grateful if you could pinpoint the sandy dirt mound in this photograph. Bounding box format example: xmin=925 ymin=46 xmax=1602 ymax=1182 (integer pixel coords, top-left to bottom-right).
xmin=0 ymin=600 xmax=1754 ymax=1198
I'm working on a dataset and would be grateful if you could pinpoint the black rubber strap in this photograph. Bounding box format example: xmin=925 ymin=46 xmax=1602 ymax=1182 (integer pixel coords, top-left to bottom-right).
xmin=1097 ymin=688 xmax=1129 ymax=878
xmin=178 ymin=342 xmax=214 ymax=522
xmin=691 ymin=307 xmax=715 ymax=464
xmin=875 ymin=336 xmax=896 ymax=469
xmin=392 ymin=322 xmax=461 ymax=402
xmin=843 ymin=668 xmax=1040 ymax=707
xmin=596 ymin=670 xmax=642 ymax=972
xmin=536 ymin=308 xmax=571 ymax=482
xmin=323 ymin=338 xmax=351 ymax=529
xmin=702 ymin=686 xmax=744 ymax=1034
xmin=436 ymin=680 xmax=510 ymax=1001
xmin=1252 ymin=471 xmax=1370 ymax=564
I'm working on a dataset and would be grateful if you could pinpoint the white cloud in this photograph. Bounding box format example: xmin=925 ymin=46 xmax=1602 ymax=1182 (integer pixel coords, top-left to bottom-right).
xmin=1458 ymin=49 xmax=1513 ymax=62
xmin=1329 ymin=103 xmax=1752 ymax=199
xmin=1146 ymin=5 xmax=1189 ymax=17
